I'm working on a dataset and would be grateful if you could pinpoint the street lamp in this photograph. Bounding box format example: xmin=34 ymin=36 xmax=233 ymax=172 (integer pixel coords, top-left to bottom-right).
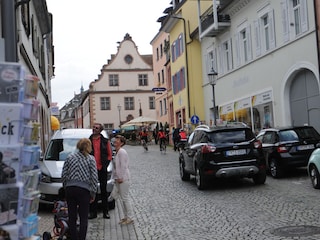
xmin=138 ymin=99 xmax=142 ymax=116
xmin=117 ymin=104 xmax=121 ymax=128
xmin=208 ymin=67 xmax=218 ymax=126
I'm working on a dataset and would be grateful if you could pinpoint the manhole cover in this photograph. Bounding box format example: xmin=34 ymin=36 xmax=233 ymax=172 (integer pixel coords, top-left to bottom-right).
xmin=271 ymin=225 xmax=320 ymax=237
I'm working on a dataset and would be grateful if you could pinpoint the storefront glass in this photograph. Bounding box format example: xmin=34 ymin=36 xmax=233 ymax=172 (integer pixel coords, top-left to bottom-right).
xmin=218 ymin=90 xmax=274 ymax=134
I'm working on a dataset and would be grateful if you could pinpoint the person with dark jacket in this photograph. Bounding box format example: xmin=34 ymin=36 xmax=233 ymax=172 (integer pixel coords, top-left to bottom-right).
xmin=89 ymin=123 xmax=113 ymax=219
xmin=62 ymin=138 xmax=98 ymax=240
xmin=173 ymin=126 xmax=181 ymax=151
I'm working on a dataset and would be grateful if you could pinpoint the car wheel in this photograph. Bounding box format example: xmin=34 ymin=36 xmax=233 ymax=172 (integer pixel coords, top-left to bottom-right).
xmin=309 ymin=165 xmax=320 ymax=189
xmin=253 ymin=168 xmax=266 ymax=185
xmin=269 ymin=159 xmax=283 ymax=178
xmin=43 ymin=232 xmax=51 ymax=240
xmin=195 ymin=165 xmax=206 ymax=190
xmin=179 ymin=159 xmax=190 ymax=181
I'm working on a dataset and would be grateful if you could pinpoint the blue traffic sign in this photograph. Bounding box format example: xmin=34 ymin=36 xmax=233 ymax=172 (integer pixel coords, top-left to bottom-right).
xmin=190 ymin=115 xmax=200 ymax=124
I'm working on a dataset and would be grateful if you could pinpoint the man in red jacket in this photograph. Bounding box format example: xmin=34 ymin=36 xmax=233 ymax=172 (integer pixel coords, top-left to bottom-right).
xmin=89 ymin=123 xmax=113 ymax=219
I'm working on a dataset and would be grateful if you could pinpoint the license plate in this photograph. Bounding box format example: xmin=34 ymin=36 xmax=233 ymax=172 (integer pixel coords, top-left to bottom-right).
xmin=297 ymin=144 xmax=314 ymax=151
xmin=226 ymin=149 xmax=246 ymax=156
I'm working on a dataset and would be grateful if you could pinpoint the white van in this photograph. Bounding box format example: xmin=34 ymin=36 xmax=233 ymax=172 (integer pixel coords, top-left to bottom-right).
xmin=39 ymin=128 xmax=114 ymax=206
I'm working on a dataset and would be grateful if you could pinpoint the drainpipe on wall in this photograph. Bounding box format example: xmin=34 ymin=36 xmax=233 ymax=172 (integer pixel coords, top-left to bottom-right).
xmin=1 ymin=0 xmax=17 ymax=62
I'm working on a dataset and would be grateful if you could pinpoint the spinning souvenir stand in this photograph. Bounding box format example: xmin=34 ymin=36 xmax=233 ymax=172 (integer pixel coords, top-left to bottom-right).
xmin=0 ymin=62 xmax=41 ymax=240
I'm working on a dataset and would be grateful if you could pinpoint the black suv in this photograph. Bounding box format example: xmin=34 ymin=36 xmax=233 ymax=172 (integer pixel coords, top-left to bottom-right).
xmin=179 ymin=123 xmax=266 ymax=190
xmin=256 ymin=126 xmax=320 ymax=178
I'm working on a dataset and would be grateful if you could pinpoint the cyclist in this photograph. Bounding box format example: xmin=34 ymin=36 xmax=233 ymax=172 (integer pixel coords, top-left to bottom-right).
xmin=157 ymin=128 xmax=167 ymax=151
xmin=177 ymin=128 xmax=187 ymax=152
xmin=139 ymin=129 xmax=149 ymax=150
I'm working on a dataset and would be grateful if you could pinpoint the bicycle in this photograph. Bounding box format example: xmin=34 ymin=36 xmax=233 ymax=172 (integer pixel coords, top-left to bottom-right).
xmin=141 ymin=138 xmax=148 ymax=151
xmin=159 ymin=138 xmax=166 ymax=154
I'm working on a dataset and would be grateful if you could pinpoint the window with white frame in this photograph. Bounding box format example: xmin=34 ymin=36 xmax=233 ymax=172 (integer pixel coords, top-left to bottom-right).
xmin=149 ymin=96 xmax=155 ymax=109
xmin=219 ymin=40 xmax=232 ymax=74
xmin=163 ymin=98 xmax=167 ymax=114
xmin=235 ymin=24 xmax=252 ymax=66
xmin=100 ymin=97 xmax=110 ymax=110
xmin=109 ymin=74 xmax=119 ymax=86
xmin=254 ymin=7 xmax=275 ymax=56
xmin=104 ymin=123 xmax=114 ymax=130
xmin=171 ymin=33 xmax=184 ymax=62
xmin=124 ymin=97 xmax=134 ymax=110
xmin=138 ymin=74 xmax=148 ymax=86
xmin=281 ymin=0 xmax=308 ymax=42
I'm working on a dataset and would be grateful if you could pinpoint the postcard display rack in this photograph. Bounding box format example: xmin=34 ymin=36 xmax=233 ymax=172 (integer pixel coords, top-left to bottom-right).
xmin=0 ymin=62 xmax=41 ymax=240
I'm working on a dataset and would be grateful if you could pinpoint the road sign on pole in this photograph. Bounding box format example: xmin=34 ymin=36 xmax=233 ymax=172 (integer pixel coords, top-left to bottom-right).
xmin=190 ymin=115 xmax=200 ymax=124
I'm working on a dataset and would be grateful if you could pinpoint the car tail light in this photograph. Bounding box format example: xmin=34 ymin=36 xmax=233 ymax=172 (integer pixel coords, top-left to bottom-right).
xmin=277 ymin=145 xmax=289 ymax=153
xmin=254 ymin=140 xmax=262 ymax=149
xmin=201 ymin=145 xmax=216 ymax=153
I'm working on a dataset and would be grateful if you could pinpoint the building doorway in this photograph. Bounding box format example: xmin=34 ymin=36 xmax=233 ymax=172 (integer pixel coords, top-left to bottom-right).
xmin=290 ymin=69 xmax=320 ymax=132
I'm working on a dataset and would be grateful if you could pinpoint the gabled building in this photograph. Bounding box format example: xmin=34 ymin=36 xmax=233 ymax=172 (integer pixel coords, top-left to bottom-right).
xmin=87 ymin=33 xmax=156 ymax=131
xmin=198 ymin=0 xmax=320 ymax=133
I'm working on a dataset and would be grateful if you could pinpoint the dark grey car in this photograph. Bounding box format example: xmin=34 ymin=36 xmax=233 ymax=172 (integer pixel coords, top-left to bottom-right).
xmin=256 ymin=126 xmax=320 ymax=178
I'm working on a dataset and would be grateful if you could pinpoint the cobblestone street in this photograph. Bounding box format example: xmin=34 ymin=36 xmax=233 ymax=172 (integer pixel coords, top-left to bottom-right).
xmin=39 ymin=144 xmax=320 ymax=239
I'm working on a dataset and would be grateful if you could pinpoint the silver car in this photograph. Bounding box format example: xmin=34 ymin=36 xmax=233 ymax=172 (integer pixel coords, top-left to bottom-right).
xmin=39 ymin=128 xmax=114 ymax=208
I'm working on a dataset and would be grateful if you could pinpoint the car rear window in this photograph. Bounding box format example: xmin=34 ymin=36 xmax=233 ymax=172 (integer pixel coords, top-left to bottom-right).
xmin=294 ymin=127 xmax=320 ymax=140
xmin=209 ymin=129 xmax=254 ymax=143
xmin=279 ymin=128 xmax=320 ymax=142
xmin=45 ymin=139 xmax=79 ymax=161
xmin=279 ymin=130 xmax=299 ymax=142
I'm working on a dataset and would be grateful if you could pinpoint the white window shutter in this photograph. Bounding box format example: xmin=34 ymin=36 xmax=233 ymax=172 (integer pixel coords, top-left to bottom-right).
xmin=281 ymin=0 xmax=290 ymax=43
xmin=300 ymin=0 xmax=308 ymax=33
xmin=247 ymin=25 xmax=252 ymax=61
xmin=234 ymin=33 xmax=240 ymax=67
xmin=269 ymin=9 xmax=276 ymax=50
xmin=218 ymin=44 xmax=224 ymax=74
xmin=254 ymin=20 xmax=261 ymax=57
xmin=228 ymin=39 xmax=233 ymax=70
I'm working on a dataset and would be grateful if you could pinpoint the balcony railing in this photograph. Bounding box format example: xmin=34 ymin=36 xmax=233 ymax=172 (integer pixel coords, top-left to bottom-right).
xmin=200 ymin=6 xmax=231 ymax=38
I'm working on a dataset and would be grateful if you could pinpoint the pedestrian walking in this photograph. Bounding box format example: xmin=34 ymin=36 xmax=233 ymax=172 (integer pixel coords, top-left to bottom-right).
xmin=89 ymin=123 xmax=113 ymax=219
xmin=173 ymin=126 xmax=181 ymax=151
xmin=62 ymin=138 xmax=98 ymax=240
xmin=112 ymin=135 xmax=134 ymax=225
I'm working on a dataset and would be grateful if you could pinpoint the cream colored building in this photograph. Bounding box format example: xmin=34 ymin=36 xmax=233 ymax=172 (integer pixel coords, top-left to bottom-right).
xmin=87 ymin=33 xmax=156 ymax=131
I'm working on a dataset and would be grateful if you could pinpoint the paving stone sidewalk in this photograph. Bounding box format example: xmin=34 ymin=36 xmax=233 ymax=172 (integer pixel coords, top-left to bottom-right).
xmin=38 ymin=200 xmax=138 ymax=240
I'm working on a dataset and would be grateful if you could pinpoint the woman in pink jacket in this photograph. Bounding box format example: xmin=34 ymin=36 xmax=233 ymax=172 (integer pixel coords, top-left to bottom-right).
xmin=112 ymin=135 xmax=134 ymax=224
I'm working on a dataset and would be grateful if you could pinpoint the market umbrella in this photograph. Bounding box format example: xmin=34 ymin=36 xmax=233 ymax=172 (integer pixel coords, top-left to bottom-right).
xmin=122 ymin=116 xmax=158 ymax=126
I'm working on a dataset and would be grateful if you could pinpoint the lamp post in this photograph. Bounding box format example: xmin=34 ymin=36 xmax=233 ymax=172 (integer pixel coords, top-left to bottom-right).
xmin=117 ymin=104 xmax=121 ymax=128
xmin=139 ymin=99 xmax=142 ymax=116
xmin=208 ymin=68 xmax=218 ymax=126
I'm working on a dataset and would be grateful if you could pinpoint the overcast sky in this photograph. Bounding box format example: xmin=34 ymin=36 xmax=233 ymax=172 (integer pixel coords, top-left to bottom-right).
xmin=46 ymin=0 xmax=170 ymax=107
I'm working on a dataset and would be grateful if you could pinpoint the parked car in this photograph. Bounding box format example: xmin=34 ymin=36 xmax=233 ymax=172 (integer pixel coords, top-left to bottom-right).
xmin=39 ymin=128 xmax=115 ymax=208
xmin=256 ymin=126 xmax=320 ymax=178
xmin=307 ymin=147 xmax=320 ymax=188
xmin=179 ymin=123 xmax=266 ymax=190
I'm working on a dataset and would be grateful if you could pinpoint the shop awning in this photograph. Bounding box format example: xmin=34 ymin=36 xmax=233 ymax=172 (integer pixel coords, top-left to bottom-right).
xmin=51 ymin=115 xmax=60 ymax=130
